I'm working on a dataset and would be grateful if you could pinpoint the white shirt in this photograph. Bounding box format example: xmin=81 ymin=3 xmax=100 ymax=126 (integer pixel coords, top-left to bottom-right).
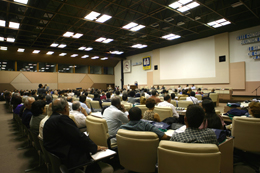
xmin=103 ymin=105 xmax=129 ymax=136
xmin=186 ymin=96 xmax=199 ymax=104
xmin=68 ymin=102 xmax=73 ymax=111
xmin=69 ymin=110 xmax=87 ymax=128
xmin=157 ymin=101 xmax=179 ymax=118
xmin=80 ymin=102 xmax=91 ymax=114
xmin=38 ymin=115 xmax=50 ymax=139
xmin=86 ymin=97 xmax=93 ymax=101
xmin=127 ymin=85 xmax=130 ymax=90
xmin=191 ymin=86 xmax=196 ymax=90
xmin=144 ymin=92 xmax=150 ymax=99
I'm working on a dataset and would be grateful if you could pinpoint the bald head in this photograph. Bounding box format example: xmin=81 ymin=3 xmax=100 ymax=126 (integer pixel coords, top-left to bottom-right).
xmin=52 ymin=98 xmax=69 ymax=115
xmin=24 ymin=97 xmax=35 ymax=110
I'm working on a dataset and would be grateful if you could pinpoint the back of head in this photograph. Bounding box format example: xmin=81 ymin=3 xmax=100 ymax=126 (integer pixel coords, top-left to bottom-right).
xmin=31 ymin=100 xmax=46 ymax=116
xmin=122 ymin=94 xmax=128 ymax=101
xmin=67 ymin=96 xmax=73 ymax=102
xmin=115 ymin=90 xmax=120 ymax=95
xmin=249 ymin=101 xmax=260 ymax=118
xmin=38 ymin=84 xmax=43 ymax=88
xmin=84 ymin=92 xmax=88 ymax=97
xmin=111 ymin=96 xmax=121 ymax=107
xmin=106 ymin=92 xmax=111 ymax=98
xmin=171 ymin=93 xmax=175 ymax=99
xmin=129 ymin=107 xmax=142 ymax=121
xmin=129 ymin=91 xmax=135 ymax=97
xmin=146 ymin=98 xmax=156 ymax=109
xmin=94 ymin=92 xmax=99 ymax=98
xmin=186 ymin=104 xmax=205 ymax=128
xmin=45 ymin=95 xmax=52 ymax=102
xmin=72 ymin=101 xmax=81 ymax=111
xmin=164 ymin=94 xmax=170 ymax=101
xmin=151 ymin=89 xmax=157 ymax=96
xmin=79 ymin=95 xmax=86 ymax=103
xmin=52 ymin=98 xmax=67 ymax=113
xmin=202 ymin=99 xmax=215 ymax=113
xmin=190 ymin=91 xmax=195 ymax=97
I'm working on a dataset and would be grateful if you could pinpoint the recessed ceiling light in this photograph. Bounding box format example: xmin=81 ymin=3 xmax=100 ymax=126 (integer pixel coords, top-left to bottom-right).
xmin=85 ymin=47 xmax=93 ymax=51
xmin=101 ymin=57 xmax=108 ymax=60
xmin=122 ymin=22 xmax=138 ymax=29
xmin=81 ymin=55 xmax=89 ymax=58
xmin=0 ymin=46 xmax=7 ymax=50
xmin=32 ymin=50 xmax=40 ymax=54
xmin=162 ymin=34 xmax=181 ymax=40
xmin=96 ymin=14 xmax=112 ymax=23
xmin=84 ymin=11 xmax=101 ymax=20
xmin=72 ymin=33 xmax=83 ymax=39
xmin=91 ymin=56 xmax=99 ymax=59
xmin=109 ymin=51 xmax=124 ymax=55
xmin=78 ymin=46 xmax=86 ymax=50
xmin=30 ymin=66 xmax=33 ymax=68
xmin=63 ymin=31 xmax=74 ymax=37
xmin=46 ymin=51 xmax=54 ymax=55
xmin=179 ymin=0 xmax=192 ymax=5
xmin=0 ymin=37 xmax=5 ymax=41
xmin=102 ymin=38 xmax=114 ymax=43
xmin=0 ymin=20 xmax=6 ymax=27
xmin=17 ymin=48 xmax=25 ymax=52
xmin=58 ymin=44 xmax=66 ymax=48
xmin=50 ymin=43 xmax=59 ymax=47
xmin=186 ymin=2 xmax=200 ymax=9
xmin=14 ymin=0 xmax=28 ymax=4
xmin=71 ymin=54 xmax=78 ymax=57
xmin=51 ymin=65 xmax=55 ymax=67
xmin=130 ymin=25 xmax=145 ymax=31
xmin=95 ymin=37 xmax=113 ymax=43
xmin=177 ymin=6 xmax=190 ymax=12
xmin=95 ymin=37 xmax=106 ymax=42
xmin=59 ymin=53 xmax=67 ymax=56
xmin=207 ymin=18 xmax=231 ymax=28
xmin=6 ymin=37 xmax=15 ymax=42
xmin=169 ymin=2 xmax=182 ymax=9
xmin=9 ymin=22 xmax=20 ymax=29
xmin=131 ymin=44 xmax=147 ymax=49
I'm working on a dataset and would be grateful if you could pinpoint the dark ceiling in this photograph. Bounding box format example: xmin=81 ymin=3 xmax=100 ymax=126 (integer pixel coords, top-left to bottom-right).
xmin=0 ymin=0 xmax=259 ymax=63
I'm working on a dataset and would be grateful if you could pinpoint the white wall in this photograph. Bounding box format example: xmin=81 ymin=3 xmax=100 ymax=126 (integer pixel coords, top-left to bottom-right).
xmin=160 ymin=36 xmax=216 ymax=80
xmin=124 ymin=51 xmax=153 ymax=85
xmin=229 ymin=25 xmax=260 ymax=81
xmin=114 ymin=61 xmax=121 ymax=87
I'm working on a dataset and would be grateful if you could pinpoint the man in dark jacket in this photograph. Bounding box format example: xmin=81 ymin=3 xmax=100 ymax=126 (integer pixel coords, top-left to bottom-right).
xmin=37 ymin=84 xmax=49 ymax=96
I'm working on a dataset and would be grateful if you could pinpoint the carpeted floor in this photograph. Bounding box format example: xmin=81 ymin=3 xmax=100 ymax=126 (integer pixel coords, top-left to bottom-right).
xmin=0 ymin=101 xmax=258 ymax=173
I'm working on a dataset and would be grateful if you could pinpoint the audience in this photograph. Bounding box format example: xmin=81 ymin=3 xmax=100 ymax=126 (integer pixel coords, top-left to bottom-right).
xmin=186 ymin=91 xmax=199 ymax=104
xmin=22 ymin=97 xmax=35 ymax=128
xmin=103 ymin=92 xmax=111 ymax=102
xmin=37 ymin=84 xmax=49 ymax=96
xmin=140 ymin=96 xmax=147 ymax=105
xmin=70 ymin=101 xmax=88 ymax=129
xmin=150 ymin=90 xmax=161 ymax=104
xmin=43 ymin=98 xmax=107 ymax=172
xmin=103 ymin=96 xmax=129 ymax=137
xmin=119 ymin=107 xmax=168 ymax=140
xmin=158 ymin=95 xmax=179 ymax=119
xmin=79 ymin=95 xmax=91 ymax=114
xmin=30 ymin=100 xmax=46 ymax=134
xmin=128 ymin=91 xmax=136 ymax=104
xmin=93 ymin=92 xmax=102 ymax=108
xmin=39 ymin=103 xmax=52 ymax=139
xmin=170 ymin=93 xmax=175 ymax=100
xmin=170 ymin=104 xmax=218 ymax=145
xmin=143 ymin=98 xmax=161 ymax=122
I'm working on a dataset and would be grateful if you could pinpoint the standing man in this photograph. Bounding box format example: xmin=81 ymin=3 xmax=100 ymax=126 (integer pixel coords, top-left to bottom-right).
xmin=37 ymin=84 xmax=49 ymax=96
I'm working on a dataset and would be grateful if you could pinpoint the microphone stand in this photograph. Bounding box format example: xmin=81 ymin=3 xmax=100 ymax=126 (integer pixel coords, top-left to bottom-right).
xmin=252 ymin=86 xmax=260 ymax=99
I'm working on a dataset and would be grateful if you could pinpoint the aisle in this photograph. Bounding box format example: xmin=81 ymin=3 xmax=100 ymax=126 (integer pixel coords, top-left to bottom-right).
xmin=0 ymin=102 xmax=47 ymax=173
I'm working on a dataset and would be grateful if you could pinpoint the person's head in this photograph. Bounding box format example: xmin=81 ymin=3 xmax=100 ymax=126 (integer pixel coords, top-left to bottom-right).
xmin=122 ymin=94 xmax=128 ymax=101
xmin=190 ymin=91 xmax=195 ymax=97
xmin=186 ymin=84 xmax=189 ymax=87
xmin=185 ymin=104 xmax=205 ymax=128
xmin=171 ymin=93 xmax=175 ymax=99
xmin=67 ymin=96 xmax=73 ymax=103
xmin=52 ymin=98 xmax=69 ymax=115
xmin=182 ymin=90 xmax=187 ymax=95
xmin=24 ymin=97 xmax=35 ymax=110
xmin=115 ymin=90 xmax=120 ymax=95
xmin=164 ymin=95 xmax=171 ymax=102
xmin=106 ymin=92 xmax=111 ymax=99
xmin=84 ymin=92 xmax=88 ymax=97
xmin=79 ymin=95 xmax=86 ymax=103
xmin=129 ymin=91 xmax=135 ymax=97
xmin=94 ymin=92 xmax=99 ymax=98
xmin=45 ymin=95 xmax=52 ymax=104
xmin=146 ymin=98 xmax=156 ymax=109
xmin=202 ymin=99 xmax=215 ymax=113
xmin=140 ymin=96 xmax=147 ymax=105
xmin=72 ymin=101 xmax=81 ymax=111
xmin=128 ymin=107 xmax=142 ymax=121
xmin=31 ymin=100 xmax=46 ymax=116
xmin=192 ymin=84 xmax=194 ymax=87
xmin=111 ymin=96 xmax=121 ymax=108
xmin=197 ymin=88 xmax=201 ymax=91
xmin=211 ymin=89 xmax=215 ymax=92
xmin=151 ymin=89 xmax=157 ymax=96
xmin=38 ymin=84 xmax=43 ymax=88
xmin=249 ymin=101 xmax=260 ymax=118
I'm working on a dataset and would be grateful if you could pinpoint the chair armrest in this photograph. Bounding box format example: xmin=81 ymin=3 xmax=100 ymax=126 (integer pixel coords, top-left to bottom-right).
xmin=67 ymin=159 xmax=95 ymax=172
xmin=107 ymin=135 xmax=116 ymax=149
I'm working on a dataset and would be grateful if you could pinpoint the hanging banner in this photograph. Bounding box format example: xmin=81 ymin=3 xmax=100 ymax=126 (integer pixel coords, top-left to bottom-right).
xmin=143 ymin=56 xmax=151 ymax=70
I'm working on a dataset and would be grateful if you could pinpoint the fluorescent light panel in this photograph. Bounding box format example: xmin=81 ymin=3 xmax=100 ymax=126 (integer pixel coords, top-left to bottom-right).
xmin=110 ymin=51 xmax=124 ymax=55
xmin=6 ymin=37 xmax=15 ymax=42
xmin=46 ymin=51 xmax=54 ymax=55
xmin=63 ymin=31 xmax=74 ymax=37
xmin=0 ymin=20 xmax=6 ymax=27
xmin=58 ymin=44 xmax=66 ymax=48
xmin=9 ymin=22 xmax=20 ymax=29
xmin=50 ymin=43 xmax=58 ymax=47
xmin=207 ymin=18 xmax=231 ymax=28
xmin=0 ymin=37 xmax=4 ymax=41
xmin=102 ymin=38 xmax=114 ymax=43
xmin=14 ymin=0 xmax=28 ymax=4
xmin=91 ymin=56 xmax=99 ymax=59
xmin=78 ymin=46 xmax=86 ymax=50
xmin=0 ymin=46 xmax=7 ymax=50
xmin=17 ymin=48 xmax=25 ymax=52
xmin=85 ymin=47 xmax=93 ymax=51
xmin=81 ymin=55 xmax=89 ymax=58
xmin=95 ymin=37 xmax=113 ymax=43
xmin=130 ymin=25 xmax=145 ymax=31
xmin=32 ymin=50 xmax=40 ymax=54
xmin=96 ymin=14 xmax=112 ymax=23
xmin=71 ymin=54 xmax=78 ymax=57
xmin=72 ymin=33 xmax=83 ymax=38
xmin=101 ymin=57 xmax=108 ymax=60
xmin=59 ymin=53 xmax=67 ymax=56
xmin=84 ymin=11 xmax=101 ymax=20
xmin=122 ymin=22 xmax=138 ymax=29
xmin=169 ymin=0 xmax=200 ymax=12
xmin=162 ymin=33 xmax=181 ymax=40
xmin=131 ymin=44 xmax=147 ymax=49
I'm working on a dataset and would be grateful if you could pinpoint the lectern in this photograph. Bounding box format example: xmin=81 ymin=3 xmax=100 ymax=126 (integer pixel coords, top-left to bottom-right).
xmin=130 ymin=85 xmax=137 ymax=90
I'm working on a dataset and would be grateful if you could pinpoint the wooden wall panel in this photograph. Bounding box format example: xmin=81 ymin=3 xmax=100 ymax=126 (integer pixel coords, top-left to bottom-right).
xmin=11 ymin=73 xmax=31 ymax=83
xmin=88 ymin=74 xmax=114 ymax=83
xmin=229 ymin=62 xmax=245 ymax=89
xmin=23 ymin=72 xmax=58 ymax=83
xmin=58 ymin=83 xmax=92 ymax=90
xmin=58 ymin=73 xmax=86 ymax=83
xmin=0 ymin=71 xmax=20 ymax=83
xmin=80 ymin=75 xmax=93 ymax=84
xmin=0 ymin=84 xmax=16 ymax=92
xmin=91 ymin=83 xmax=108 ymax=90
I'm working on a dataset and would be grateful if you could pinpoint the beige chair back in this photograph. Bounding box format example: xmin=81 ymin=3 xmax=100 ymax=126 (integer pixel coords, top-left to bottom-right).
xmin=85 ymin=116 xmax=109 ymax=147
xmin=179 ymin=97 xmax=187 ymax=100
xmin=135 ymin=105 xmax=148 ymax=116
xmin=90 ymin=100 xmax=101 ymax=109
xmin=73 ymin=97 xmax=79 ymax=101
xmin=209 ymin=93 xmax=218 ymax=102
xmin=170 ymin=100 xmax=177 ymax=107
xmin=232 ymin=117 xmax=260 ymax=152
xmin=195 ymin=95 xmax=202 ymax=100
xmin=102 ymin=102 xmax=111 ymax=107
xmin=159 ymin=97 xmax=164 ymax=101
xmin=88 ymin=94 xmax=94 ymax=98
xmin=116 ymin=129 xmax=159 ymax=172
xmin=178 ymin=101 xmax=193 ymax=108
xmin=154 ymin=107 xmax=173 ymax=121
xmin=158 ymin=141 xmax=221 ymax=173
xmin=123 ymin=104 xmax=132 ymax=111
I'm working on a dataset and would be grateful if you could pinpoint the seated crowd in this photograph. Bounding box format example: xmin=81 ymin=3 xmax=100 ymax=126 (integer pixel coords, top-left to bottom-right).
xmin=3 ymin=83 xmax=259 ymax=172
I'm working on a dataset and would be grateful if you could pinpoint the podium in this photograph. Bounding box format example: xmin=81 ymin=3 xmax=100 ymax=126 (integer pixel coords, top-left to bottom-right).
xmin=130 ymin=85 xmax=137 ymax=90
